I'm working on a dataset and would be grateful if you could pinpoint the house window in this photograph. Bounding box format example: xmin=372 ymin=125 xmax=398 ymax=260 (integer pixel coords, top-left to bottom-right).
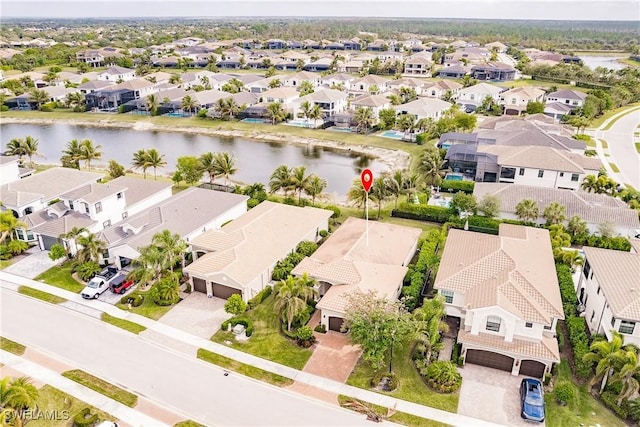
xmin=69 ymin=200 xmax=74 ymax=209
xmin=95 ymin=202 xmax=102 ymax=213
xmin=83 ymin=203 xmax=89 ymax=214
xmin=620 ymin=321 xmax=636 ymax=335
xmin=122 ymin=211 xmax=128 ymax=219
xmin=544 ymin=318 xmax=553 ymax=330
xmin=441 ymin=290 xmax=454 ymax=304
xmin=525 ymin=322 xmax=533 ymax=328
xmin=583 ymin=259 xmax=591 ymax=279
xmin=571 ymin=173 xmax=579 ymax=182
xmin=559 ymin=172 xmax=564 ymax=177
xmin=519 ymin=168 xmax=525 ymax=176
xmin=103 ymin=220 xmax=111 ymax=228
xmin=117 ymin=192 xmax=123 ymax=199
xmin=597 ymin=286 xmax=601 ymax=295
xmin=486 ymin=316 xmax=501 ymax=332
xmin=537 ymin=170 xmax=544 ymax=178
xmin=611 ymin=317 xmax=616 ymax=327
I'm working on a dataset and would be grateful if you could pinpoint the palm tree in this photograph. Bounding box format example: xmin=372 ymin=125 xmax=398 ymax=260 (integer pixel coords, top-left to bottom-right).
xmin=0 ymin=211 xmax=27 ymax=245
xmin=145 ymin=148 xmax=166 ymax=180
xmin=79 ymin=139 xmax=102 ymax=171
xmin=347 ymin=178 xmax=369 ymax=216
xmin=76 ymin=232 xmax=106 ymax=264
xmin=268 ymin=78 xmax=282 ymax=89
xmin=61 ymin=138 xmax=83 ymax=169
xmin=307 ymin=104 xmax=323 ymax=126
xmin=273 ymin=275 xmax=318 ymax=331
xmin=61 ymin=226 xmax=88 ymax=258
xmin=199 ymin=152 xmax=217 ymax=183
xmin=30 ymin=88 xmax=49 ymax=110
xmin=290 ymin=165 xmax=312 ymax=204
xmin=387 ymin=170 xmax=405 ymax=208
xmin=21 ymin=136 xmax=42 ymax=167
xmin=214 ymin=152 xmax=238 ymax=187
xmin=132 ymin=149 xmax=150 ymax=179
xmin=269 ymin=165 xmax=293 ymax=196
xmin=567 ymin=215 xmax=588 ymax=237
xmin=581 ymin=174 xmax=599 ymax=193
xmin=416 ymin=146 xmax=445 ymax=187
xmin=300 ymin=100 xmax=312 ymax=128
xmin=298 ymin=80 xmax=315 ymax=96
xmin=611 ymin=347 xmax=640 ymax=404
xmin=145 ymin=93 xmax=159 ymax=115
xmin=215 ymin=97 xmax=241 ymax=121
xmin=515 ymin=199 xmax=539 ymax=223
xmin=354 ymin=107 xmax=375 ymax=134
xmin=66 ymin=92 xmax=85 ymax=110
xmin=169 ymin=74 xmax=182 ymax=85
xmin=304 ymin=174 xmax=328 ymax=206
xmin=181 ymin=95 xmax=199 ymax=115
xmin=370 ymin=175 xmax=390 ymax=219
xmin=128 ymin=245 xmax=165 ymax=290
xmin=1 ymin=376 xmax=39 ymax=425
xmin=152 ymin=229 xmax=187 ymax=272
xmin=396 ymin=114 xmax=416 ymax=139
xmin=413 ymin=296 xmax=449 ymax=364
xmin=543 ymin=202 xmax=566 ymax=225
xmin=583 ymin=331 xmax=627 ymax=394
xmin=266 ymin=102 xmax=287 ymax=125
xmin=5 ymin=138 xmax=27 ymax=164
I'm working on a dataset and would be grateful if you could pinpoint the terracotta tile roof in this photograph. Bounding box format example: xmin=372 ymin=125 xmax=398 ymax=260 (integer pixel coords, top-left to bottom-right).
xmin=583 ymin=247 xmax=640 ymax=320
xmin=458 ymin=329 xmax=560 ymax=362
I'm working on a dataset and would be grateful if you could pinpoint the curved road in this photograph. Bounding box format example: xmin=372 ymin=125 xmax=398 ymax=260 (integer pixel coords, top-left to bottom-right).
xmin=596 ymin=108 xmax=640 ymax=189
xmin=0 ymin=289 xmax=378 ymax=427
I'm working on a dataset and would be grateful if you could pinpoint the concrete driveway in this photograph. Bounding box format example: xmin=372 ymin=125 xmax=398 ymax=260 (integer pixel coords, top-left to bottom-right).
xmin=3 ymin=247 xmax=58 ymax=279
xmin=155 ymin=292 xmax=231 ymax=339
xmin=458 ymin=364 xmax=545 ymax=427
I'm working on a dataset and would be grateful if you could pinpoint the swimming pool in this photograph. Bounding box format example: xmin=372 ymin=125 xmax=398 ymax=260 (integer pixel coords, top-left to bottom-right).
xmin=330 ymin=127 xmax=354 ymax=133
xmin=428 ymin=198 xmax=451 ymax=208
xmin=242 ymin=118 xmax=268 ymax=124
xmin=285 ymin=119 xmax=311 ymax=128
xmin=444 ymin=173 xmax=464 ymax=181
xmin=380 ymin=130 xmax=405 ymax=140
xmin=165 ymin=112 xmax=188 ymax=118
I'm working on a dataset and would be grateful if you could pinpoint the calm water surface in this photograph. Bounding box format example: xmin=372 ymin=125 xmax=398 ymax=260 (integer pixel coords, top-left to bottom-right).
xmin=1 ymin=122 xmax=389 ymax=198
xmin=579 ymin=55 xmax=626 ymax=71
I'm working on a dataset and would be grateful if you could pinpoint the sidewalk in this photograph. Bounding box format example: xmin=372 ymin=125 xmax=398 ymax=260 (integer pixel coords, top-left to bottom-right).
xmin=0 ymin=349 xmax=170 ymax=427
xmin=1 ymin=271 xmax=504 ymax=427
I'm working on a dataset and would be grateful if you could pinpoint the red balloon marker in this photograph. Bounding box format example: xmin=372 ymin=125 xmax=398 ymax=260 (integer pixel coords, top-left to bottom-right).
xmin=361 ymin=169 xmax=373 ymax=193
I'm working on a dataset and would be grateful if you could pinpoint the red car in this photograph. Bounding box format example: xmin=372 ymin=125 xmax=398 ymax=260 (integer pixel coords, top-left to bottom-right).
xmin=110 ymin=275 xmax=135 ymax=294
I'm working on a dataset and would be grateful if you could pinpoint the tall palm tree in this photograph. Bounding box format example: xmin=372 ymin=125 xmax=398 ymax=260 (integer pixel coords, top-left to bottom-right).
xmin=583 ymin=331 xmax=627 ymax=394
xmin=307 ymin=104 xmax=323 ymax=126
xmin=145 ymin=148 xmax=166 ymax=180
xmin=413 ymin=296 xmax=449 ymax=364
xmin=300 ymin=100 xmax=312 ymax=128
xmin=76 ymin=232 xmax=106 ymax=264
xmin=0 ymin=211 xmax=26 ymax=245
xmin=396 ymin=114 xmax=416 ymax=139
xmin=79 ymin=139 xmax=102 ymax=171
xmin=61 ymin=138 xmax=83 ymax=169
xmin=543 ymin=202 xmax=566 ymax=225
xmin=145 ymin=93 xmax=159 ymax=115
xmin=515 ymin=199 xmax=539 ymax=223
xmin=416 ymin=146 xmax=445 ymax=187
xmin=387 ymin=170 xmax=405 ymax=208
xmin=354 ymin=107 xmax=375 ymax=134
xmin=132 ymin=149 xmax=150 ymax=179
xmin=181 ymin=95 xmax=199 ymax=115
xmin=290 ymin=165 xmax=312 ymax=204
xmin=152 ymin=229 xmax=187 ymax=272
xmin=298 ymin=80 xmax=314 ymax=96
xmin=199 ymin=152 xmax=217 ymax=183
xmin=268 ymin=78 xmax=282 ymax=89
xmin=128 ymin=245 xmax=165 ymax=290
xmin=370 ymin=175 xmax=391 ymax=219
xmin=266 ymin=102 xmax=287 ymax=125
xmin=30 ymin=88 xmax=49 ymax=110
xmin=215 ymin=97 xmax=241 ymax=121
xmin=274 ymin=275 xmax=318 ymax=331
xmin=61 ymin=226 xmax=88 ymax=258
xmin=21 ymin=136 xmax=42 ymax=167
xmin=347 ymin=178 xmax=369 ymax=216
xmin=581 ymin=174 xmax=598 ymax=193
xmin=214 ymin=152 xmax=238 ymax=187
xmin=269 ymin=165 xmax=293 ymax=195
xmin=5 ymin=138 xmax=27 ymax=164
xmin=613 ymin=349 xmax=640 ymax=404
xmin=66 ymin=92 xmax=85 ymax=110
xmin=304 ymin=174 xmax=328 ymax=206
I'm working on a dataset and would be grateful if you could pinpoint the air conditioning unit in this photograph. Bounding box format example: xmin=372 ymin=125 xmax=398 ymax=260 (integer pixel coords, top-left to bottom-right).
xmin=577 ymin=304 xmax=586 ymax=313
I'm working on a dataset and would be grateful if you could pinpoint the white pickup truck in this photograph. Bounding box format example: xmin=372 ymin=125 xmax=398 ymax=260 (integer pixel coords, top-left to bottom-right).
xmin=81 ymin=266 xmax=121 ymax=299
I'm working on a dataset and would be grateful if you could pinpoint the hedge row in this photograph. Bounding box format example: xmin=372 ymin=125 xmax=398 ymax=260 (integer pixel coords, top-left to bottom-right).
xmin=439 ymin=180 xmax=475 ymax=194
xmin=221 ymin=317 xmax=254 ymax=337
xmin=401 ymin=228 xmax=445 ymax=311
xmin=393 ymin=203 xmax=453 ymax=223
xmin=248 ymin=286 xmax=272 ymax=309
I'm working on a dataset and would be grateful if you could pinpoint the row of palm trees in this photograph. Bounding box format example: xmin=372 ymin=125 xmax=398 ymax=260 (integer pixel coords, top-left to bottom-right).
xmin=346 ymin=169 xmax=422 ymax=218
xmin=5 ymin=136 xmax=42 ymax=167
xmin=268 ymin=165 xmax=328 ymax=205
xmin=515 ymin=199 xmax=567 ymax=224
xmin=131 ymin=148 xmax=166 ymax=179
xmin=61 ymin=138 xmax=103 ymax=170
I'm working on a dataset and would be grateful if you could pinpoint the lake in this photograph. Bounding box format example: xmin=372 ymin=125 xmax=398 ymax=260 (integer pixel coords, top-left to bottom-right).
xmin=0 ymin=122 xmax=389 ymax=199
xmin=579 ymin=55 xmax=627 ymax=71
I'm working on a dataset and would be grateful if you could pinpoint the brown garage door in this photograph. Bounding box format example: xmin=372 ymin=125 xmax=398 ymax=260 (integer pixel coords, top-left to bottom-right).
xmin=193 ymin=278 xmax=207 ymax=293
xmin=520 ymin=360 xmax=545 ymax=378
xmin=211 ymin=283 xmax=241 ymax=299
xmin=466 ymin=349 xmax=514 ymax=372
xmin=328 ymin=317 xmax=344 ymax=332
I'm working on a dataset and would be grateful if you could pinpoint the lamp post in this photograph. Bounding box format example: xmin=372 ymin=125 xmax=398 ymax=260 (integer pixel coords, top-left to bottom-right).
xmin=389 ymin=326 xmax=396 ymax=374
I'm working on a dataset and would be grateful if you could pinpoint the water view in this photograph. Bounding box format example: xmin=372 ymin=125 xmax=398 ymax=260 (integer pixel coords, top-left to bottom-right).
xmin=0 ymin=122 xmax=389 ymax=198
xmin=579 ymin=55 xmax=627 ymax=71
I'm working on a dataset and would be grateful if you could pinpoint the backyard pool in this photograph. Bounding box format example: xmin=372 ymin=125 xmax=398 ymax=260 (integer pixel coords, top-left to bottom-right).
xmin=165 ymin=112 xmax=189 ymax=118
xmin=285 ymin=119 xmax=313 ymax=128
xmin=380 ymin=130 xmax=405 ymax=140
xmin=428 ymin=197 xmax=451 ymax=208
xmin=444 ymin=173 xmax=464 ymax=181
xmin=242 ymin=118 xmax=268 ymax=124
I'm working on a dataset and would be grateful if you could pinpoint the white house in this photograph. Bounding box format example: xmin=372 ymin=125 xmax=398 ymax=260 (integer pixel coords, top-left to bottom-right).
xmin=283 ymin=71 xmax=321 ymax=89
xmin=97 ymin=66 xmax=136 ymax=82
xmin=0 ymin=155 xmax=28 ymax=186
xmin=435 ymin=225 xmax=564 ymax=378
xmin=293 ymin=88 xmax=348 ymax=119
xmin=473 ymin=183 xmax=640 ymax=237
xmin=292 ymin=217 xmax=421 ymax=332
xmin=351 ymin=75 xmax=390 ymax=94
xmin=577 ymin=247 xmax=640 ymax=347
xmin=260 ymin=87 xmax=300 ymax=104
xmin=393 ymin=97 xmax=452 ymax=121
xmin=403 ymin=54 xmax=433 ymax=76
xmin=500 ymin=87 xmax=546 ymax=115
xmin=421 ymin=80 xmax=463 ymax=99
xmin=185 ymin=201 xmax=332 ymax=301
xmin=457 ymin=82 xmax=505 ymax=109
xmin=349 ymin=94 xmax=391 ymax=123
xmin=545 ymin=89 xmax=587 ymax=109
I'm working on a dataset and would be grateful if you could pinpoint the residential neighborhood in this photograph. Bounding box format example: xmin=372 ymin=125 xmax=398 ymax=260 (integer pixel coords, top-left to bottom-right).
xmin=1 ymin=8 xmax=640 ymax=427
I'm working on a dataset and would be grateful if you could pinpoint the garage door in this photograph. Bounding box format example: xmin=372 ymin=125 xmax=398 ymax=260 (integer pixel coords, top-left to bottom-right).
xmin=466 ymin=349 xmax=514 ymax=372
xmin=328 ymin=317 xmax=344 ymax=332
xmin=520 ymin=360 xmax=545 ymax=378
xmin=41 ymin=235 xmax=60 ymax=250
xmin=211 ymin=283 xmax=241 ymax=299
xmin=193 ymin=278 xmax=207 ymax=293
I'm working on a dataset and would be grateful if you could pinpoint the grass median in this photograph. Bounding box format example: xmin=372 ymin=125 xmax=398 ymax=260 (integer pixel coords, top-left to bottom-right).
xmin=100 ymin=313 xmax=147 ymax=335
xmin=18 ymin=286 xmax=67 ymax=304
xmin=61 ymin=369 xmax=138 ymax=407
xmin=31 ymin=385 xmax=116 ymax=427
xmin=338 ymin=396 xmax=452 ymax=427
xmin=197 ymin=348 xmax=292 ymax=387
xmin=0 ymin=336 xmax=26 ymax=355
xmin=34 ymin=263 xmax=84 ymax=293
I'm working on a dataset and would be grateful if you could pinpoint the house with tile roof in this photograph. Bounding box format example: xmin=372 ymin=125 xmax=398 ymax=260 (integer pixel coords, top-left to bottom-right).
xmin=393 ymin=97 xmax=452 ymax=121
xmin=185 ymin=201 xmax=331 ymax=300
xmin=292 ymin=88 xmax=348 ymax=119
xmin=577 ymin=247 xmax=640 ymax=346
xmin=421 ymin=80 xmax=463 ymax=99
xmin=499 ymin=87 xmax=546 ymax=115
xmin=403 ymin=54 xmax=433 ymax=76
xmin=292 ymin=217 xmax=421 ymax=332
xmin=0 ymin=155 xmax=32 ymax=186
xmin=96 ymin=66 xmax=136 ymax=82
xmin=473 ymin=183 xmax=640 ymax=237
xmin=434 ymin=224 xmax=564 ymax=377
xmin=457 ymin=82 xmax=505 ymax=110
xmin=349 ymin=94 xmax=391 ymax=123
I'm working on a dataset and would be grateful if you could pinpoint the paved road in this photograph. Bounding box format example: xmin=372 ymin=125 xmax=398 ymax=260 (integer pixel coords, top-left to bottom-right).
xmin=596 ymin=108 xmax=640 ymax=189
xmin=0 ymin=289 xmax=377 ymax=427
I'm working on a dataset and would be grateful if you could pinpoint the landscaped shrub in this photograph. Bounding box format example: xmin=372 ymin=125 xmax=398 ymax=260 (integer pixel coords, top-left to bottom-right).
xmin=296 ymin=326 xmax=316 ymax=347
xmin=440 ymin=180 xmax=475 ymax=194
xmin=319 ymin=229 xmax=328 ymax=238
xmin=224 ymin=294 xmax=247 ymax=316
xmin=392 ymin=203 xmax=452 ymax=224
xmin=247 ymin=198 xmax=260 ymax=209
xmin=371 ymin=371 xmax=399 ymax=391
xmin=271 ymin=252 xmax=306 ymax=280
xmin=247 ymin=286 xmax=272 ymax=309
xmin=451 ymin=342 xmax=462 ymax=365
xmin=419 ymin=361 xmax=462 ymax=393
xmin=72 ymin=408 xmax=99 ymax=427
xmin=314 ymin=324 xmax=327 ymax=333
xmin=48 ymin=243 xmax=67 ymax=261
xmin=121 ymin=293 xmax=144 ymax=307
xmin=556 ymin=263 xmax=578 ymax=315
xmin=151 ymin=277 xmax=181 ymax=306
xmin=601 ymin=391 xmax=629 ymax=419
xmin=605 ymin=380 xmax=623 ymax=395
xmin=41 ymin=101 xmax=57 ymax=112
xmin=0 ymin=245 xmax=11 ymax=260
xmin=566 ymin=316 xmax=591 ymax=379
xmin=401 ymin=228 xmax=445 ymax=310
xmin=7 ymin=239 xmax=28 ymax=255
xmin=75 ymin=261 xmax=101 ymax=281
xmin=296 ymin=241 xmax=318 ymax=257
xmin=554 ymin=382 xmax=578 ymax=405
xmin=221 ymin=317 xmax=254 ymax=337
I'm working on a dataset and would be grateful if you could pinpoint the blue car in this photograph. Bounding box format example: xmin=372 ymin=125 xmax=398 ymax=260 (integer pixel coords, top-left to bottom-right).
xmin=520 ymin=378 xmax=545 ymax=422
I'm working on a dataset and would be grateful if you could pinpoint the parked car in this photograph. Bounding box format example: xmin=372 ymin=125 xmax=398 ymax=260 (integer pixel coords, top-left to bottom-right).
xmin=110 ymin=275 xmax=134 ymax=294
xmin=81 ymin=266 xmax=119 ymax=299
xmin=520 ymin=378 xmax=545 ymax=422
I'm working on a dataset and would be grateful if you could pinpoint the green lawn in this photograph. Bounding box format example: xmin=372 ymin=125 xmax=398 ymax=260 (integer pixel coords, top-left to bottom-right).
xmin=338 ymin=395 xmax=451 ymax=427
xmin=18 ymin=286 xmax=67 ymax=304
xmin=100 ymin=312 xmax=147 ymax=334
xmin=115 ymin=289 xmax=174 ymax=320
xmin=210 ymin=294 xmax=312 ymax=369
xmin=29 ymin=385 xmax=115 ymax=427
xmin=609 ymin=162 xmax=620 ymax=173
xmin=346 ymin=342 xmax=459 ymax=413
xmin=61 ymin=369 xmax=138 ymax=407
xmin=0 ymin=336 xmax=26 ymax=355
xmin=34 ymin=263 xmax=84 ymax=293
xmin=590 ymin=103 xmax=640 ymax=128
xmin=0 ymin=259 xmax=13 ymax=270
xmin=545 ymin=360 xmax=625 ymax=427
xmin=600 ymin=139 xmax=609 ymax=149
xmin=197 ymin=348 xmax=292 ymax=387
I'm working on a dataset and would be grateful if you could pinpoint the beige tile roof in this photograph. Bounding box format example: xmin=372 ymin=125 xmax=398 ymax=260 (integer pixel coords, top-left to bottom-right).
xmin=583 ymin=247 xmax=640 ymax=320
xmin=394 ymin=97 xmax=452 ymax=117
xmin=435 ymin=225 xmax=564 ymax=324
xmin=261 ymin=86 xmax=299 ymax=99
xmin=351 ymin=94 xmax=389 ymax=108
xmin=458 ymin=329 xmax=560 ymax=362
xmin=32 ymin=211 xmax=97 ymax=237
xmin=473 ymin=183 xmax=640 ymax=229
xmin=300 ymin=88 xmax=347 ymax=104
xmin=477 ymin=145 xmax=601 ymax=173
xmin=631 ymin=239 xmax=640 ymax=254
xmin=500 ymin=86 xmax=546 ymax=99
xmin=185 ymin=201 xmax=332 ymax=286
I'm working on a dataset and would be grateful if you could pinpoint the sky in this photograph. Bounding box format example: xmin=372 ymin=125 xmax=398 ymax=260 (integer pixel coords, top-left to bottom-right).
xmin=1 ymin=0 xmax=639 ymax=21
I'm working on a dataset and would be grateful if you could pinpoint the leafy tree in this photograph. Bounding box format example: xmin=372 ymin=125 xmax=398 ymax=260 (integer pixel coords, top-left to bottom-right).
xmin=269 ymin=165 xmax=293 ymax=195
xmin=266 ymin=102 xmax=287 ymax=125
xmin=515 ymin=199 xmax=539 ymax=222
xmin=343 ymin=291 xmax=412 ymax=371
xmin=174 ymin=156 xmax=204 ymax=185
xmin=0 ymin=212 xmax=25 ymax=245
xmin=107 ymin=160 xmax=126 ymax=178
xmin=525 ymin=101 xmax=545 ymax=114
xmin=378 ymin=108 xmax=397 ymax=130
xmin=543 ymin=202 xmax=567 ymax=225
xmin=477 ymin=194 xmax=501 ymax=217
xmin=449 ymin=192 xmax=477 ymax=216
xmin=48 ymin=243 xmax=67 ymax=261
xmin=224 ymin=294 xmax=248 ymax=316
